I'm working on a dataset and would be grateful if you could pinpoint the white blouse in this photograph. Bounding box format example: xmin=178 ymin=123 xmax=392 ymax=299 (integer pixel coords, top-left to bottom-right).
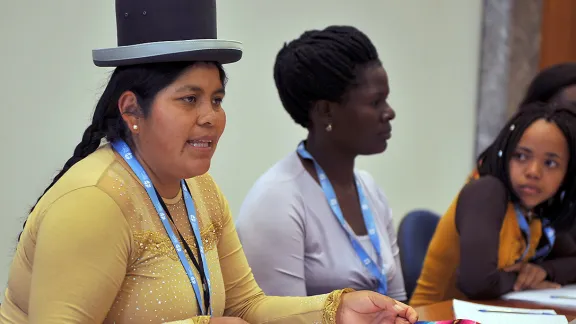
xmin=235 ymin=151 xmax=406 ymax=301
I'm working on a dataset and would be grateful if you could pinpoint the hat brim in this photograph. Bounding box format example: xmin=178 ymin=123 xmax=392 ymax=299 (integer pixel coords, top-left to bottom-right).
xmin=92 ymin=39 xmax=243 ymax=67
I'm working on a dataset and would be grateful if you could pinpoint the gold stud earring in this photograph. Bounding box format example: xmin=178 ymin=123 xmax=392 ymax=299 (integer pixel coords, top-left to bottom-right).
xmin=133 ymin=125 xmax=138 ymax=130
xmin=325 ymin=124 xmax=332 ymax=132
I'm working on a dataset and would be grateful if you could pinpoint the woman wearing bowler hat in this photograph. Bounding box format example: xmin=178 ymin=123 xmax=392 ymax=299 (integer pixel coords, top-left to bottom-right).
xmin=0 ymin=1 xmax=417 ymax=324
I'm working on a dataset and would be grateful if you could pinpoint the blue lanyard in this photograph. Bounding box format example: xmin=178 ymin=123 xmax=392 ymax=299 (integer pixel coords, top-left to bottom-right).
xmin=296 ymin=142 xmax=387 ymax=294
xmin=514 ymin=205 xmax=556 ymax=262
xmin=112 ymin=140 xmax=212 ymax=315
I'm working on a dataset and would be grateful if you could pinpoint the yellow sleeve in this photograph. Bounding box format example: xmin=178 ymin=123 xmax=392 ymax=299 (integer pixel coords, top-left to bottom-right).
xmin=29 ymin=186 xmax=132 ymax=323
xmin=213 ymin=184 xmax=348 ymax=324
xmin=164 ymin=315 xmax=210 ymax=324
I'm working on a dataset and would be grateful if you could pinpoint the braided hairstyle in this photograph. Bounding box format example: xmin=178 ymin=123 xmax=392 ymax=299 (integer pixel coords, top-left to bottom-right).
xmin=21 ymin=61 xmax=227 ymax=240
xmin=273 ymin=25 xmax=380 ymax=128
xmin=478 ymin=101 xmax=576 ymax=231
xmin=521 ymin=62 xmax=576 ymax=106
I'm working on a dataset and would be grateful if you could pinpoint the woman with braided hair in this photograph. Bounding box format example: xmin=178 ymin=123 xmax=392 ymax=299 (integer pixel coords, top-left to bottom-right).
xmin=236 ymin=25 xmax=406 ymax=301
xmin=410 ymin=101 xmax=576 ymax=306
xmin=0 ymin=2 xmax=418 ymax=324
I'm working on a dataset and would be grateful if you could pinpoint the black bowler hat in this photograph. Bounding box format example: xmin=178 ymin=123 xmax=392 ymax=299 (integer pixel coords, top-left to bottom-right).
xmin=92 ymin=0 xmax=242 ymax=67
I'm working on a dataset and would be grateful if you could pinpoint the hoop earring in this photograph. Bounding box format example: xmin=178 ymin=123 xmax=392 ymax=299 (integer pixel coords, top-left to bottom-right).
xmin=325 ymin=124 xmax=332 ymax=132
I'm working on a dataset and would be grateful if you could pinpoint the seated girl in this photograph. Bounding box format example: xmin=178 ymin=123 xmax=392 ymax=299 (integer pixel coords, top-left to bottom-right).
xmin=410 ymin=101 xmax=576 ymax=306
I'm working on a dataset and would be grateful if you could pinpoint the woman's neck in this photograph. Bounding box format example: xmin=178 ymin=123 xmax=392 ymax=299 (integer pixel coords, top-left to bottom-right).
xmin=304 ymin=134 xmax=356 ymax=186
xmin=135 ymin=151 xmax=181 ymax=199
xmin=518 ymin=204 xmax=536 ymax=221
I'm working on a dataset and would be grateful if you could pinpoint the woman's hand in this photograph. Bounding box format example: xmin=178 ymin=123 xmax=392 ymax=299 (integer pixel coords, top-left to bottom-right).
xmin=504 ymin=262 xmax=560 ymax=291
xmin=336 ymin=291 xmax=418 ymax=324
xmin=209 ymin=317 xmax=249 ymax=323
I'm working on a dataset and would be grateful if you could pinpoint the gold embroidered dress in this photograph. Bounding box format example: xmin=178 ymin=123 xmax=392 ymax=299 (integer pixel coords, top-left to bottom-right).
xmin=0 ymin=145 xmax=344 ymax=323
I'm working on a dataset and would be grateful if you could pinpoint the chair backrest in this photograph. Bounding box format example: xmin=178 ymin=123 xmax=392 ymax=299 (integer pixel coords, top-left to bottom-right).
xmin=397 ymin=209 xmax=440 ymax=300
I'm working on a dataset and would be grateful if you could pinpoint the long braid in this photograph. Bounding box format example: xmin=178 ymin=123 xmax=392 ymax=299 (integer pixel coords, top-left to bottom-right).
xmin=25 ymin=66 xmax=122 ymax=218
xmin=28 ymin=124 xmax=104 ymax=214
xmin=19 ymin=79 xmax=117 ymax=240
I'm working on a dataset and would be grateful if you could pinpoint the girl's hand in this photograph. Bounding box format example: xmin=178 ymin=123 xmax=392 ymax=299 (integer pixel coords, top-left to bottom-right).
xmin=504 ymin=262 xmax=558 ymax=291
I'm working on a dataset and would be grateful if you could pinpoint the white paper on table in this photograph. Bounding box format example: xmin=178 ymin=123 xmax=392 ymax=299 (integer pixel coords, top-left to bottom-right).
xmin=501 ymin=284 xmax=576 ymax=308
xmin=453 ymin=299 xmax=568 ymax=324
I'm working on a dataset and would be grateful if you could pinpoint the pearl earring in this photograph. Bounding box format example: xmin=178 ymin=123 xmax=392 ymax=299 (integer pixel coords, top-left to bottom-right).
xmin=325 ymin=124 xmax=332 ymax=132
xmin=133 ymin=125 xmax=138 ymax=130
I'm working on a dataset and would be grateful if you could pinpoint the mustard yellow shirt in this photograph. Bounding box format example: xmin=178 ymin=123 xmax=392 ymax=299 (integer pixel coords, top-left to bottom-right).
xmin=0 ymin=145 xmax=343 ymax=324
xmin=409 ymin=174 xmax=543 ymax=307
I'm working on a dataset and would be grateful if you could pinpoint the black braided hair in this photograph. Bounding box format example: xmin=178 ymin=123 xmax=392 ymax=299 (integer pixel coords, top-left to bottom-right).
xmin=273 ymin=25 xmax=380 ymax=128
xmin=478 ymin=101 xmax=576 ymax=231
xmin=521 ymin=62 xmax=576 ymax=107
xmin=20 ymin=61 xmax=227 ymax=240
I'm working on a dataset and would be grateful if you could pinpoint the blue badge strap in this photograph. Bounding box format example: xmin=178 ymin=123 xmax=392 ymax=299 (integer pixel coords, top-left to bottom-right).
xmin=356 ymin=179 xmax=383 ymax=259
xmin=111 ymin=140 xmax=212 ymax=315
xmin=515 ymin=206 xmax=532 ymax=262
xmin=534 ymin=218 xmax=556 ymax=260
xmin=181 ymin=182 xmax=213 ymax=313
xmin=514 ymin=205 xmax=555 ymax=262
xmin=296 ymin=142 xmax=387 ymax=294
